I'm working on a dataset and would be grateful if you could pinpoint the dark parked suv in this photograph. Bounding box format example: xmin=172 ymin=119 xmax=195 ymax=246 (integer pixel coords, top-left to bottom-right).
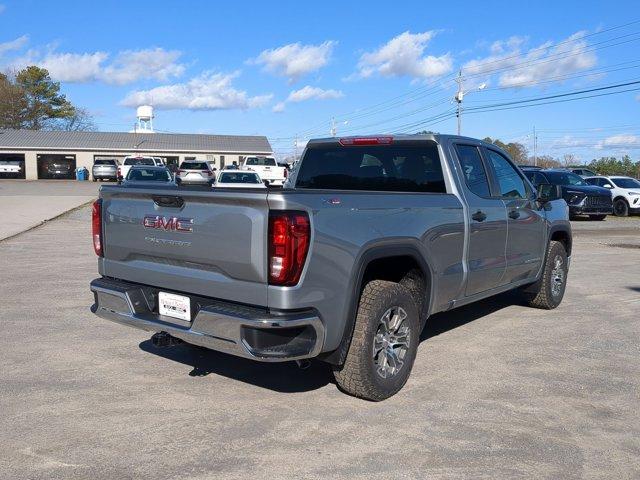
xmin=522 ymin=167 xmax=613 ymax=220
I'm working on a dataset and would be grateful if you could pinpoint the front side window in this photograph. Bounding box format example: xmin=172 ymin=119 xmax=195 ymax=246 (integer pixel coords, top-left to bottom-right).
xmin=296 ymin=142 xmax=446 ymax=193
xmin=485 ymin=149 xmax=527 ymax=198
xmin=455 ymin=145 xmax=491 ymax=198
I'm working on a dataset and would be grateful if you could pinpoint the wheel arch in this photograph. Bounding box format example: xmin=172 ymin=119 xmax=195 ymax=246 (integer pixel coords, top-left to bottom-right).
xmin=319 ymin=240 xmax=435 ymax=366
xmin=549 ymin=225 xmax=572 ymax=257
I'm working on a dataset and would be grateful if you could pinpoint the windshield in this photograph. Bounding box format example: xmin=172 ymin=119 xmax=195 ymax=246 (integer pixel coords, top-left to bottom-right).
xmin=245 ymin=157 xmax=276 ymax=166
xmin=611 ymin=177 xmax=640 ymax=189
xmin=94 ymin=160 xmax=116 ymax=166
xmin=219 ymin=172 xmax=261 ymax=184
xmin=126 ymin=168 xmax=171 ymax=182
xmin=180 ymin=162 xmax=208 ymax=170
xmin=543 ymin=171 xmax=587 ymax=186
xmin=124 ymin=157 xmax=155 ymax=166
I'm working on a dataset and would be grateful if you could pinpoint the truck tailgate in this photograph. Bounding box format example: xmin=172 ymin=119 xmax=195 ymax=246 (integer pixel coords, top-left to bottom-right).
xmin=99 ymin=186 xmax=269 ymax=306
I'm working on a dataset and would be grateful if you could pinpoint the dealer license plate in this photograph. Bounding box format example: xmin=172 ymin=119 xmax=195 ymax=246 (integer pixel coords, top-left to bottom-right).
xmin=158 ymin=292 xmax=191 ymax=321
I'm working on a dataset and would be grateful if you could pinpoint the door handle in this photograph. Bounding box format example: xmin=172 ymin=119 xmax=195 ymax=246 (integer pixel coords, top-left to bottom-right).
xmin=471 ymin=210 xmax=487 ymax=222
xmin=508 ymin=209 xmax=521 ymax=219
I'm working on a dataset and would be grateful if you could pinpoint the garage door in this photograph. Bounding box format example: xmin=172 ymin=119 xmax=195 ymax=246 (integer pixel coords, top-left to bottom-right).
xmin=37 ymin=154 xmax=76 ymax=180
xmin=0 ymin=154 xmax=26 ymax=179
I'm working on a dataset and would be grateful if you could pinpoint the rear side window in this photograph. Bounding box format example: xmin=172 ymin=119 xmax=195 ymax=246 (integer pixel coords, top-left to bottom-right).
xmin=246 ymin=157 xmax=277 ymax=166
xmin=455 ymin=145 xmax=491 ymax=198
xmin=295 ymin=143 xmax=446 ymax=193
xmin=180 ymin=162 xmax=209 ymax=170
xmin=94 ymin=159 xmax=116 ymax=165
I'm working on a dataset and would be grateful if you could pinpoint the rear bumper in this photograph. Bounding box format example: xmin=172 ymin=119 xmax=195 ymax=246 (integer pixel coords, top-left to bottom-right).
xmin=92 ymin=170 xmax=117 ymax=179
xmin=90 ymin=277 xmax=325 ymax=362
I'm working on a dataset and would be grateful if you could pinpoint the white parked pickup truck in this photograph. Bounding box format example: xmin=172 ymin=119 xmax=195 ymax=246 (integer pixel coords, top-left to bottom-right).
xmin=0 ymin=161 xmax=22 ymax=177
xmin=240 ymin=156 xmax=286 ymax=186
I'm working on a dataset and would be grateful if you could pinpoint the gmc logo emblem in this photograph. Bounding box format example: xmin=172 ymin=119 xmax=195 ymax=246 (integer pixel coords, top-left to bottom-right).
xmin=143 ymin=216 xmax=194 ymax=232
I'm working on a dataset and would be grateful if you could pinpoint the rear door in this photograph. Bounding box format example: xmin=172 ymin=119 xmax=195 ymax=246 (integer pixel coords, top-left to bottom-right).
xmin=100 ymin=186 xmax=270 ymax=306
xmin=483 ymin=148 xmax=546 ymax=284
xmin=452 ymin=143 xmax=507 ymax=296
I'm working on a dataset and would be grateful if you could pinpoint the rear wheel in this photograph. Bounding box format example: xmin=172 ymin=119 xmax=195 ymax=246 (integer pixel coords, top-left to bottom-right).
xmin=333 ymin=280 xmax=419 ymax=401
xmin=589 ymin=214 xmax=606 ymax=221
xmin=521 ymin=240 xmax=568 ymax=309
xmin=613 ymin=199 xmax=629 ymax=217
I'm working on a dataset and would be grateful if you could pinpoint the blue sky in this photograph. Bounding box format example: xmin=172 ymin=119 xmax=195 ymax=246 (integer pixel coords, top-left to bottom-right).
xmin=1 ymin=0 xmax=639 ymax=161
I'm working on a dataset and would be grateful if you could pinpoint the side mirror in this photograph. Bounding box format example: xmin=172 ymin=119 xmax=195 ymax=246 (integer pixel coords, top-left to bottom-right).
xmin=263 ymin=180 xmax=270 ymax=187
xmin=536 ymin=183 xmax=562 ymax=203
xmin=603 ymin=183 xmax=613 ymax=189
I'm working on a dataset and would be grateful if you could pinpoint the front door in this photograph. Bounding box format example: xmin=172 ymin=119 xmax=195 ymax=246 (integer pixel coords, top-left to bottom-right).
xmin=483 ymin=148 xmax=546 ymax=284
xmin=453 ymin=144 xmax=507 ymax=297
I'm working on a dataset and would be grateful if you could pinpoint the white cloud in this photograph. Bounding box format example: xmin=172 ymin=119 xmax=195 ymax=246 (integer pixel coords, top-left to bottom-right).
xmin=103 ymin=48 xmax=184 ymax=85
xmin=39 ymin=52 xmax=108 ymax=82
xmin=272 ymin=85 xmax=343 ymax=112
xmin=549 ymin=135 xmax=589 ymax=149
xmin=10 ymin=46 xmax=185 ymax=84
xmin=287 ymin=85 xmax=343 ymax=102
xmin=120 ymin=71 xmax=272 ymax=111
xmin=251 ymin=41 xmax=336 ymax=82
xmin=355 ymin=31 xmax=452 ymax=80
xmin=0 ymin=35 xmax=28 ymax=56
xmin=597 ymin=134 xmax=640 ymax=149
xmin=464 ymin=32 xmax=597 ymax=88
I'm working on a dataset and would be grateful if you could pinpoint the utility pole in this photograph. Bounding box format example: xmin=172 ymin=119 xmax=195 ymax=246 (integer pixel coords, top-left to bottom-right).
xmin=330 ymin=117 xmax=336 ymax=137
xmin=294 ymin=135 xmax=298 ymax=161
xmin=455 ymin=70 xmax=463 ymax=135
xmin=533 ymin=126 xmax=537 ymax=166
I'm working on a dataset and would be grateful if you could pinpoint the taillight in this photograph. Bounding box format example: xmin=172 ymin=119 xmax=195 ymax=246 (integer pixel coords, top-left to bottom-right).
xmin=117 ymin=167 xmax=121 ymax=177
xmin=92 ymin=199 xmax=103 ymax=257
xmin=283 ymin=167 xmax=288 ymax=178
xmin=203 ymin=170 xmax=212 ymax=176
xmin=339 ymin=136 xmax=393 ymax=146
xmin=268 ymin=211 xmax=310 ymax=286
xmin=177 ymin=169 xmax=184 ymax=174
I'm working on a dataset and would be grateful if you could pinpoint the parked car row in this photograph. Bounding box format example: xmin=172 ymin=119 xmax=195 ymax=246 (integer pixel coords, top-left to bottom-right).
xmin=121 ymin=164 xmax=270 ymax=189
xmin=521 ymin=166 xmax=640 ymax=218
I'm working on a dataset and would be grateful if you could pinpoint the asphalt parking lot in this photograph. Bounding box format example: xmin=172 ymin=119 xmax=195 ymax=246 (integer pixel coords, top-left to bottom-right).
xmin=1 ymin=208 xmax=639 ymax=479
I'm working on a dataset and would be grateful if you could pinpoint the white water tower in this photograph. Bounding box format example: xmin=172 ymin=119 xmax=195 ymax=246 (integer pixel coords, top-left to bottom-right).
xmin=133 ymin=105 xmax=154 ymax=133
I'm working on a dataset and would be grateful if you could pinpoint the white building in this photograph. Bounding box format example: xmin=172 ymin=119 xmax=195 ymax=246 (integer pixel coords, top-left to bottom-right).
xmin=0 ymin=129 xmax=273 ymax=180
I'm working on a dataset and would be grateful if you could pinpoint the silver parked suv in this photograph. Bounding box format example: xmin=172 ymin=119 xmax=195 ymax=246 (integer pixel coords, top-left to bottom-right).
xmin=92 ymin=159 xmax=119 ymax=182
xmin=176 ymin=160 xmax=215 ymax=186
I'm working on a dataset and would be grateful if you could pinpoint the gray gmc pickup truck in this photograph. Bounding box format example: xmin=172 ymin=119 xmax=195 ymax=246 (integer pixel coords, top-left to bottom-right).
xmin=90 ymin=134 xmax=571 ymax=400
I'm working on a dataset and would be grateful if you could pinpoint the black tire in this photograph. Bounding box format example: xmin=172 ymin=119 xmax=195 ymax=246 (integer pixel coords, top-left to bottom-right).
xmin=521 ymin=240 xmax=568 ymax=309
xmin=333 ymin=280 xmax=420 ymax=401
xmin=613 ymin=199 xmax=629 ymax=217
xmin=589 ymin=214 xmax=606 ymax=221
xmin=92 ymin=178 xmax=97 ymax=182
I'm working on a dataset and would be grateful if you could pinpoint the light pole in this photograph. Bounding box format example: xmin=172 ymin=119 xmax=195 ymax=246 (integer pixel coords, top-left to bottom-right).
xmin=454 ymin=70 xmax=486 ymax=135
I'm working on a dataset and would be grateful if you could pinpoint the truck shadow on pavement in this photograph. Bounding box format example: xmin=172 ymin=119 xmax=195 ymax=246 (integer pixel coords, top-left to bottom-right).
xmin=139 ymin=290 xmax=523 ymax=393
xmin=139 ymin=340 xmax=333 ymax=393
